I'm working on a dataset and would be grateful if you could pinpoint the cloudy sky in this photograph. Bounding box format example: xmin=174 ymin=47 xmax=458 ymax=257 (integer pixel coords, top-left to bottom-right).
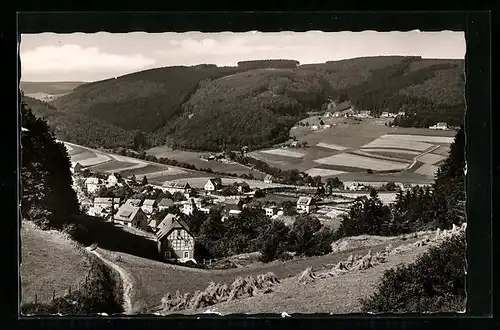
xmin=20 ymin=31 xmax=465 ymax=82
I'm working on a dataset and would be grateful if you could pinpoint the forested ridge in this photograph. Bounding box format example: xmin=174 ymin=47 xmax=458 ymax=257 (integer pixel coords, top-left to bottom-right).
xmin=21 ymin=56 xmax=465 ymax=152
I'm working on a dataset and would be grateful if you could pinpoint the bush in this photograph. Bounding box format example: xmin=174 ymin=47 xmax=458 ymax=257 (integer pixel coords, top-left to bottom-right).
xmin=360 ymin=232 xmax=466 ymax=313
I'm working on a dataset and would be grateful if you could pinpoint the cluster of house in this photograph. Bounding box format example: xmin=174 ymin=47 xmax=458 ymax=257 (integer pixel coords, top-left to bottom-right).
xmin=380 ymin=111 xmax=406 ymax=118
xmin=343 ymin=181 xmax=420 ymax=191
xmin=429 ymin=122 xmax=449 ymax=130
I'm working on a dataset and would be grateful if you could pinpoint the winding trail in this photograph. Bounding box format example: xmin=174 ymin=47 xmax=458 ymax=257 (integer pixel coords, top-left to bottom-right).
xmin=86 ymin=247 xmax=134 ymax=315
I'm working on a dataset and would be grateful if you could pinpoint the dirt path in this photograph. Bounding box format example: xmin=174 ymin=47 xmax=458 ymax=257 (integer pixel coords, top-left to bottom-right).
xmin=86 ymin=247 xmax=134 ymax=314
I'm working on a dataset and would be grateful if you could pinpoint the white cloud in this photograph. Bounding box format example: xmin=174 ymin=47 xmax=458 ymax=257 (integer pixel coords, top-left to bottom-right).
xmin=21 ymin=44 xmax=156 ymax=79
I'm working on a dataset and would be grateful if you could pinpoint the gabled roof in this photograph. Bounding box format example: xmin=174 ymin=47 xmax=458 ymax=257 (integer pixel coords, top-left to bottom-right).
xmin=85 ymin=177 xmax=101 ymax=184
xmin=158 ymin=198 xmax=174 ymax=207
xmin=264 ymin=174 xmax=273 ymax=180
xmin=206 ymin=178 xmax=222 ymax=186
xmin=163 ymin=181 xmax=191 ymax=189
xmin=235 ymin=181 xmax=250 ymax=187
xmin=125 ymin=199 xmax=142 ymax=207
xmin=142 ymin=199 xmax=157 ymax=206
xmin=115 ymin=205 xmax=143 ymax=222
xmin=94 ymin=197 xmax=120 ymax=204
xmin=156 ymin=214 xmax=191 ymax=240
xmin=297 ymin=196 xmax=313 ymax=206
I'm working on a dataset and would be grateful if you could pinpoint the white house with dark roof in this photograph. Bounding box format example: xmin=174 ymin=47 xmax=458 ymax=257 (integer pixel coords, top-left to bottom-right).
xmin=429 ymin=122 xmax=449 ymax=130
xmin=264 ymin=175 xmax=274 ymax=184
xmin=142 ymin=199 xmax=158 ymax=214
xmin=114 ymin=205 xmax=148 ymax=229
xmin=204 ymin=178 xmax=222 ymax=192
xmin=163 ymin=182 xmax=192 ymax=195
xmin=263 ymin=205 xmax=278 ymax=217
xmin=296 ymin=196 xmax=315 ymax=214
xmin=93 ymin=197 xmax=120 ymax=211
xmin=182 ymin=198 xmax=198 ymax=216
xmin=221 ymin=204 xmax=242 ymax=221
xmin=156 ymin=214 xmax=195 ymax=262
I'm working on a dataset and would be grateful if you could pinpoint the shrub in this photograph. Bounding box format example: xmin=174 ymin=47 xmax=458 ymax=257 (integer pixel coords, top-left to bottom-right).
xmin=360 ymin=232 xmax=466 ymax=313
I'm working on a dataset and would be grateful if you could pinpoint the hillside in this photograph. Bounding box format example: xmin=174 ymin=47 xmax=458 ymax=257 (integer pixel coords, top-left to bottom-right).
xmin=23 ymin=96 xmax=136 ymax=149
xmin=45 ymin=57 xmax=464 ymax=152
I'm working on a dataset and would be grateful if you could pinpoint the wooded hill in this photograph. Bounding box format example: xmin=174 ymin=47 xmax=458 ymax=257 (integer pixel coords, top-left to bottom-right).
xmin=23 ymin=56 xmax=464 ymax=151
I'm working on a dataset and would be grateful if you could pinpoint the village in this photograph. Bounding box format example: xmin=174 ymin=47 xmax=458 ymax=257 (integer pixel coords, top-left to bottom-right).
xmin=69 ymin=159 xmax=423 ymax=265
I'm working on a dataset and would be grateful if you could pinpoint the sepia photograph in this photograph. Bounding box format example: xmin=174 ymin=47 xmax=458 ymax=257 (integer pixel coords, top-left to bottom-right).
xmin=19 ymin=28 xmax=467 ymax=316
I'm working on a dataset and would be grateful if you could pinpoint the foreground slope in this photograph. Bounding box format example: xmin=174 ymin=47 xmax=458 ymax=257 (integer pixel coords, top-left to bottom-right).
xmin=20 ymin=221 xmax=91 ymax=304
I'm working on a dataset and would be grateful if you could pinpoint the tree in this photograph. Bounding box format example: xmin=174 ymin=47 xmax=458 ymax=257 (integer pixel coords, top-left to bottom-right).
xmin=172 ymin=191 xmax=186 ymax=202
xmin=141 ymin=175 xmax=148 ymax=186
xmin=130 ymin=174 xmax=137 ymax=186
xmin=319 ymin=120 xmax=325 ymax=126
xmin=327 ymin=177 xmax=344 ymax=190
xmin=254 ymin=189 xmax=266 ymax=198
xmin=386 ymin=181 xmax=397 ymax=191
xmin=281 ymin=201 xmax=297 ymax=216
xmin=258 ymin=220 xmax=291 ymax=263
xmin=21 ymin=101 xmax=79 ymax=229
xmin=367 ymin=169 xmax=374 ymax=174
xmin=289 ymin=216 xmax=323 ymax=256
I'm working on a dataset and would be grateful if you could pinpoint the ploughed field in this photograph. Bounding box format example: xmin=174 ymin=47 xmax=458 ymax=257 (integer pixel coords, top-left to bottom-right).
xmin=249 ymin=117 xmax=454 ymax=184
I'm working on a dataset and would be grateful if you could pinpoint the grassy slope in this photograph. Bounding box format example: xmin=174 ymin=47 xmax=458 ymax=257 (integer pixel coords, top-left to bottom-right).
xmin=97 ymin=234 xmax=425 ymax=313
xmin=194 ymin=244 xmax=431 ymax=314
xmin=20 ymin=221 xmax=91 ymax=304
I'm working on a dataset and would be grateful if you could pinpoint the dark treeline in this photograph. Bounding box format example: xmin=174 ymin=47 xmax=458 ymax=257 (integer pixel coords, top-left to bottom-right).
xmin=237 ymin=59 xmax=300 ymax=69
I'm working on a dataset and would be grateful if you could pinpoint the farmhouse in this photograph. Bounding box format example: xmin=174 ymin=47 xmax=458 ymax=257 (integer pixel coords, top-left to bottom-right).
xmin=311 ymin=125 xmax=319 ymax=131
xmin=124 ymin=199 xmax=142 ymax=207
xmin=204 ymin=178 xmax=222 ymax=192
xmin=333 ymin=108 xmax=354 ymax=118
xmin=221 ymin=204 xmax=242 ymax=221
xmin=263 ymin=205 xmax=278 ymax=217
xmin=355 ymin=110 xmax=372 ymax=118
xmin=158 ymin=198 xmax=174 ymax=211
xmin=380 ymin=111 xmax=390 ymax=118
xmin=182 ymin=198 xmax=198 ymax=216
xmin=142 ymin=199 xmax=158 ymax=214
xmin=397 ymin=111 xmax=405 ymax=116
xmin=156 ymin=214 xmax=195 ymax=262
xmin=106 ymin=174 xmax=119 ymax=187
xmin=264 ymin=174 xmax=274 ymax=184
xmin=93 ymin=197 xmax=120 ymax=211
xmin=114 ymin=205 xmax=148 ymax=229
xmin=87 ymin=205 xmax=107 ymax=218
xmin=296 ymin=196 xmax=315 ymax=214
xmin=429 ymin=122 xmax=449 ymax=130
xmin=324 ymin=111 xmax=332 ymax=117
xmin=85 ymin=177 xmax=102 ymax=194
xmin=163 ymin=182 xmax=192 ymax=195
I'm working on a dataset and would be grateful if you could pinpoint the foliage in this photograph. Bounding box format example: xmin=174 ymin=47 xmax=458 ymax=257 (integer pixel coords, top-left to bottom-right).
xmin=21 ymin=101 xmax=80 ymax=229
xmin=360 ymin=232 xmax=466 ymax=313
xmin=258 ymin=219 xmax=291 ymax=262
xmin=281 ymin=201 xmax=297 ymax=216
xmin=23 ymin=96 xmax=135 ymax=149
xmin=254 ymin=189 xmax=266 ymax=198
xmin=288 ymin=216 xmax=333 ymax=257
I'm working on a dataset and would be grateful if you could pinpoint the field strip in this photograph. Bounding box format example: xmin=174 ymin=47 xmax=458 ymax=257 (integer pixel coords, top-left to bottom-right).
xmin=314 ymin=153 xmax=409 ymax=171
xmin=362 ymin=137 xmax=434 ymax=151
xmin=77 ymin=154 xmax=112 ymax=167
xmin=414 ymin=163 xmax=439 ymax=176
xmin=383 ymin=134 xmax=454 ymax=144
xmin=88 ymin=248 xmax=134 ymax=315
xmin=141 ymin=169 xmax=187 ymax=178
xmin=350 ymin=150 xmax=411 ymax=164
xmin=261 ymin=149 xmax=305 ymax=158
xmin=316 ymin=142 xmax=348 ymax=151
xmin=408 ymin=145 xmax=441 ymax=171
xmin=305 ymin=168 xmax=346 ymax=177
xmin=358 ymin=148 xmax=420 ymax=155
xmin=417 ymin=153 xmax=446 ymax=165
